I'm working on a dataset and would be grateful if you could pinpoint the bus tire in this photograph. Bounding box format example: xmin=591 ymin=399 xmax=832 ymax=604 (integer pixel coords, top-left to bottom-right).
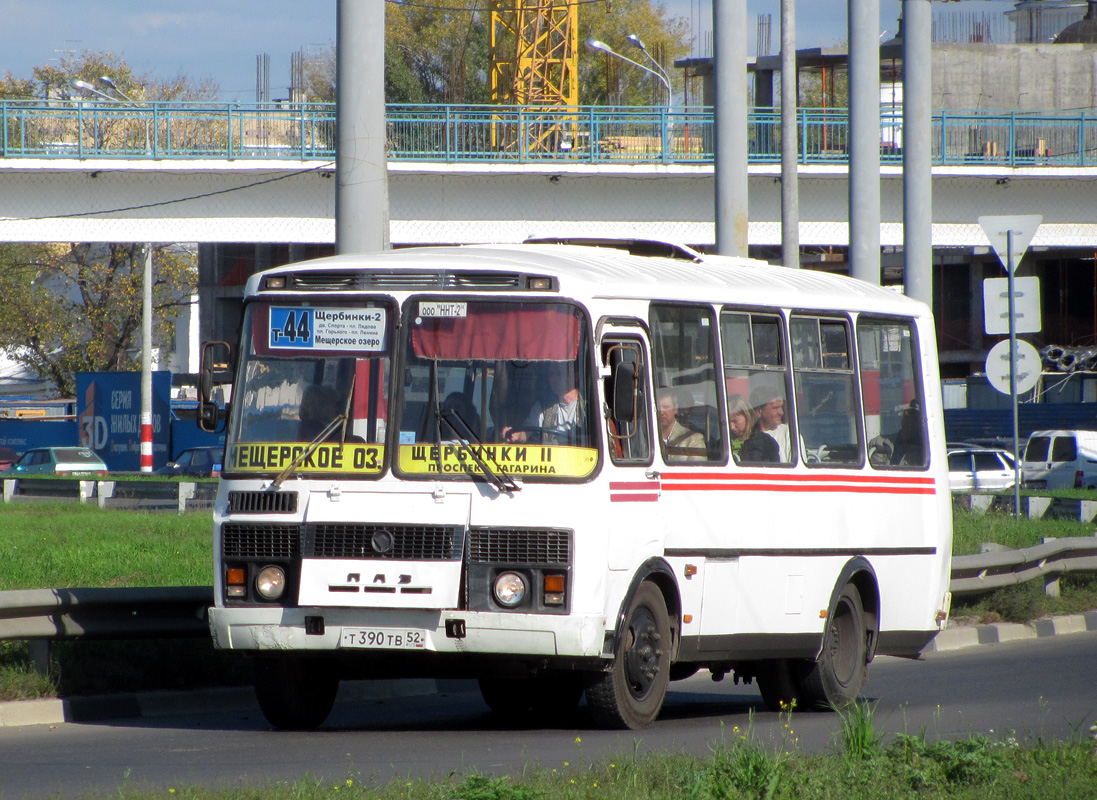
xmin=796 ymin=584 xmax=868 ymax=710
xmin=254 ymin=657 xmax=339 ymax=730
xmin=756 ymin=659 xmax=800 ymax=712
xmin=478 ymin=672 xmax=584 ymax=717
xmin=585 ymin=582 xmax=671 ymax=730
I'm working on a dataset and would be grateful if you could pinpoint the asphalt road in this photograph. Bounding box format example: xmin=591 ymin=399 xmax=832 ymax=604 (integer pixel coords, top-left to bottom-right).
xmin=0 ymin=631 xmax=1095 ymax=800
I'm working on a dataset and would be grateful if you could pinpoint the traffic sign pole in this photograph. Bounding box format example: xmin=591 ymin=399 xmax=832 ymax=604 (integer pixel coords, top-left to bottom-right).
xmin=979 ymin=214 xmax=1041 ymax=518
xmin=1007 ymin=232 xmax=1020 ymax=517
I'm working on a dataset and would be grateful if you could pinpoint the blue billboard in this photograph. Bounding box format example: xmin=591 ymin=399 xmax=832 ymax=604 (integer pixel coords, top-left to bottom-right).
xmin=76 ymin=372 xmax=172 ymax=472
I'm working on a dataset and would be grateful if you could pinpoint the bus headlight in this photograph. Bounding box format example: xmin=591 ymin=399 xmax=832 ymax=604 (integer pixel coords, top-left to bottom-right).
xmin=256 ymin=566 xmax=287 ymax=600
xmin=493 ymin=572 xmax=527 ymax=608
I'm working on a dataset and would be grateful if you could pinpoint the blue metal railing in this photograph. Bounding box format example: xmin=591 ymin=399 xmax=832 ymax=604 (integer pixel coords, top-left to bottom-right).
xmin=3 ymin=100 xmax=1096 ymax=167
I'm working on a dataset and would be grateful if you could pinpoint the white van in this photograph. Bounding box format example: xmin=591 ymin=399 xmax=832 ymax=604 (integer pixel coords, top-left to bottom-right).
xmin=1021 ymin=429 xmax=1097 ymax=489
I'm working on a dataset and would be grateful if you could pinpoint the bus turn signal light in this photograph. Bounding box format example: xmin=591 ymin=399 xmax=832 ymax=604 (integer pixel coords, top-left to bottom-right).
xmin=543 ymin=574 xmax=566 ymax=605
xmin=227 ymin=567 xmax=246 ymax=598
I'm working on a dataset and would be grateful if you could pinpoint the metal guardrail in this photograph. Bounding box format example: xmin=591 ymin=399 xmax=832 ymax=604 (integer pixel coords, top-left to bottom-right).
xmin=0 ymin=587 xmax=211 ymax=640
xmin=950 ymin=536 xmax=1097 ymax=596
xmin=3 ymin=100 xmax=1096 ymax=166
xmin=0 ymin=478 xmax=216 ymax=512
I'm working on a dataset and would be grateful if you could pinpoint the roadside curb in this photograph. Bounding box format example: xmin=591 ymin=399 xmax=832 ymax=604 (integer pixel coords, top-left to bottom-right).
xmin=0 ymin=678 xmax=438 ymax=729
xmin=925 ymin=610 xmax=1097 ymax=652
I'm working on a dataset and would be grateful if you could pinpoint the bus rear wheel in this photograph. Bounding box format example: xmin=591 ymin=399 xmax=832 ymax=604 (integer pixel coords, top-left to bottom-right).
xmin=797 ymin=584 xmax=868 ymax=710
xmin=254 ymin=656 xmax=339 ymax=730
xmin=585 ymin=582 xmax=671 ymax=730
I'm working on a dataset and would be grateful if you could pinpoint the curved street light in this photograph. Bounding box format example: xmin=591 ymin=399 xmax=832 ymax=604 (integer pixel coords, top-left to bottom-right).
xmin=625 ymin=34 xmax=674 ymax=99
xmin=585 ymin=37 xmax=673 ymax=157
xmin=584 ymin=37 xmax=671 ymax=101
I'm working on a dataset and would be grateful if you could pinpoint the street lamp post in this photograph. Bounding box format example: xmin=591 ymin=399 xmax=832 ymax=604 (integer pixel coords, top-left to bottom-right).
xmin=585 ymin=38 xmax=672 ymax=157
xmin=68 ymin=77 xmax=156 ymax=473
xmin=625 ymin=34 xmax=673 ymax=106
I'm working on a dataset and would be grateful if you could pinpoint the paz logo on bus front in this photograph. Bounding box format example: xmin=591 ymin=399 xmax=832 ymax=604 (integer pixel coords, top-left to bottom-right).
xmin=269 ymin=307 xmax=386 ymax=351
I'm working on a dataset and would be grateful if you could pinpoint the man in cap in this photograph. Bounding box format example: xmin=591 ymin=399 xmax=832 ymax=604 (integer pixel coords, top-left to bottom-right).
xmin=751 ymin=381 xmax=790 ymax=462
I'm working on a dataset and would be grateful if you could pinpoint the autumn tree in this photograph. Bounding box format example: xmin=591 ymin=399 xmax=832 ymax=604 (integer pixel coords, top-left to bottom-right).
xmin=0 ymin=243 xmax=197 ymax=398
xmin=1 ymin=50 xmax=218 ymax=102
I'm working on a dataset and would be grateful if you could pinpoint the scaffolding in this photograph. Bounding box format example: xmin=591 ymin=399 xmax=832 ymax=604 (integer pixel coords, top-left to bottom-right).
xmin=490 ymin=0 xmax=579 ymax=154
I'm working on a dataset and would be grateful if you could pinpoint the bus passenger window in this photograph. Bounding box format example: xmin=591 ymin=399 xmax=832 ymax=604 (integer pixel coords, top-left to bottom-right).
xmin=650 ymin=304 xmax=726 ymax=464
xmin=720 ymin=311 xmax=794 ymax=465
xmin=791 ymin=316 xmax=862 ymax=466
xmin=858 ymin=319 xmax=928 ymax=469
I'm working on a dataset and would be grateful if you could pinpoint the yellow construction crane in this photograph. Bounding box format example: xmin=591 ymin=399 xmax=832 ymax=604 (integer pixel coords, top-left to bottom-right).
xmin=489 ymin=0 xmax=578 ymax=152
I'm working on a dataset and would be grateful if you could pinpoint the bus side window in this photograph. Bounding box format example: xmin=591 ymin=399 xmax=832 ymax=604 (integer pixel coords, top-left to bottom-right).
xmin=857 ymin=319 xmax=929 ymax=469
xmin=602 ymin=339 xmax=653 ymax=464
xmin=721 ymin=310 xmax=794 ymax=465
xmin=791 ymin=316 xmax=863 ymax=466
xmin=650 ymin=304 xmax=726 ymax=464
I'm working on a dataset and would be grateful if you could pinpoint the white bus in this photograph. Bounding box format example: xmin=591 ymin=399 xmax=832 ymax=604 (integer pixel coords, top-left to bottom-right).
xmin=200 ymin=243 xmax=953 ymax=730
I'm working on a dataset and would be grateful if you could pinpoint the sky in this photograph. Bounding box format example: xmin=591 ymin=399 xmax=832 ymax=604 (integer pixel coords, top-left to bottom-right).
xmin=2 ymin=0 xmax=1014 ymax=102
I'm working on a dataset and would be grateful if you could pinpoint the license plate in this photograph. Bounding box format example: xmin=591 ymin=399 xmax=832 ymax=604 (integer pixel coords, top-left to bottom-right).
xmin=340 ymin=627 xmax=426 ymax=649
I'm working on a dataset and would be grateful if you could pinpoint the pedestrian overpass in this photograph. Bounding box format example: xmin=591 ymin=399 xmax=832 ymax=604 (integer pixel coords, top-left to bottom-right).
xmin=1 ymin=101 xmax=1095 ymax=250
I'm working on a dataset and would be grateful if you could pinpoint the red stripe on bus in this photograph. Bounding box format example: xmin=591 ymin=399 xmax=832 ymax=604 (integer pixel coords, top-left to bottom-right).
xmin=662 ymin=481 xmax=936 ymax=495
xmin=610 ymin=481 xmax=661 ymax=491
xmin=662 ymin=471 xmax=935 ymax=485
xmin=610 ymin=493 xmax=660 ymax=502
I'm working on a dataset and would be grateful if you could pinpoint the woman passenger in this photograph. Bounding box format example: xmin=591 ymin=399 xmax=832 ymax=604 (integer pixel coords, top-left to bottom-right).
xmin=728 ymin=393 xmax=778 ymax=464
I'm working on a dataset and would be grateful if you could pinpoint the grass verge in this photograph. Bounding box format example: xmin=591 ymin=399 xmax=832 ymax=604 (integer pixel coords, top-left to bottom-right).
xmin=78 ymin=705 xmax=1097 ymax=800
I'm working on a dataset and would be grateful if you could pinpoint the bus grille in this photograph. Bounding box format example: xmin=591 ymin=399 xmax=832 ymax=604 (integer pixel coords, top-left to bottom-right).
xmin=468 ymin=528 xmax=572 ymax=565
xmin=222 ymin=523 xmax=301 ymax=558
xmin=227 ymin=490 xmax=298 ymax=514
xmin=309 ymin=524 xmax=462 ymax=560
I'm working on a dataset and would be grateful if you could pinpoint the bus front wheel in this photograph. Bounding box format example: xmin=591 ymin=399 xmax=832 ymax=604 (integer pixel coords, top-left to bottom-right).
xmin=585 ymin=582 xmax=671 ymax=730
xmin=254 ymin=656 xmax=339 ymax=730
xmin=797 ymin=584 xmax=868 ymax=710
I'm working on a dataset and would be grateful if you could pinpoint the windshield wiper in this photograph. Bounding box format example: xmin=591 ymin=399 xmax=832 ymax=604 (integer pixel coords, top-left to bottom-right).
xmin=436 ymin=405 xmax=520 ymax=494
xmin=271 ymin=413 xmax=347 ymax=490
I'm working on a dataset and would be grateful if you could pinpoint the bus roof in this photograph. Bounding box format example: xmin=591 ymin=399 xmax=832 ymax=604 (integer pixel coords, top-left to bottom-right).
xmin=247 ymin=244 xmax=929 ymax=318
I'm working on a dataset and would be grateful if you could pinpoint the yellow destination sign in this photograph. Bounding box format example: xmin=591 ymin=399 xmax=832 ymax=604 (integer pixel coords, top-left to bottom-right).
xmin=228 ymin=442 xmax=384 ymax=474
xmin=398 ymin=443 xmax=597 ymax=478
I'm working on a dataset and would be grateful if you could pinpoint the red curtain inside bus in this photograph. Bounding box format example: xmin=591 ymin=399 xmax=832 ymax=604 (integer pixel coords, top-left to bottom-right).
xmin=411 ymin=306 xmax=581 ymax=361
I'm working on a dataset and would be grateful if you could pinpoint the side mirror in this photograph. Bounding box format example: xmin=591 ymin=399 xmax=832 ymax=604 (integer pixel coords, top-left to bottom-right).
xmin=611 ymin=361 xmax=637 ymax=424
xmin=198 ymin=341 xmax=233 ymax=434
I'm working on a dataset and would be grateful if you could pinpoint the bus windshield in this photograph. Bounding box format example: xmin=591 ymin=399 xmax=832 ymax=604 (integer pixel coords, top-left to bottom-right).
xmin=395 ymin=298 xmax=598 ymax=481
xmin=225 ymin=301 xmax=392 ymax=478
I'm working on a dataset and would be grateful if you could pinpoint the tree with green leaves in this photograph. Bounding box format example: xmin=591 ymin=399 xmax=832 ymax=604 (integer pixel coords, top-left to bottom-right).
xmin=578 ymin=0 xmax=690 ymax=106
xmin=0 ymin=243 xmax=197 ymax=398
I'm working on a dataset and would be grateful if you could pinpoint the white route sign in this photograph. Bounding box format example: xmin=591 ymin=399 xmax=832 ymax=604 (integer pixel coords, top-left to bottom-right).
xmin=985 ymin=339 xmax=1041 ymax=395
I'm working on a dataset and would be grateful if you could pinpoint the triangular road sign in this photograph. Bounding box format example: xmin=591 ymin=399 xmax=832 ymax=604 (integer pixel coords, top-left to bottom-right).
xmin=978 ymin=215 xmax=1042 ymax=274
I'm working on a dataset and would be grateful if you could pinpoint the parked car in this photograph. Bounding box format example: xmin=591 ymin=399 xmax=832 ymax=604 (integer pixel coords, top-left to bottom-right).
xmin=0 ymin=446 xmax=108 ymax=476
xmin=1021 ymin=429 xmax=1097 ymax=489
xmin=154 ymin=446 xmax=224 ymax=478
xmin=947 ymin=446 xmax=1017 ymax=493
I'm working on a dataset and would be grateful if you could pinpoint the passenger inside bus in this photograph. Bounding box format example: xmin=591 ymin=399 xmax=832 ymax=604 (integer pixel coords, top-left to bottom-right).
xmin=657 ymin=388 xmax=706 ymax=461
xmin=297 ymin=384 xmax=344 ymax=442
xmin=503 ymin=362 xmax=584 ymax=445
xmin=750 ymin=381 xmax=791 ymax=461
xmin=728 ymin=393 xmax=779 ymax=463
